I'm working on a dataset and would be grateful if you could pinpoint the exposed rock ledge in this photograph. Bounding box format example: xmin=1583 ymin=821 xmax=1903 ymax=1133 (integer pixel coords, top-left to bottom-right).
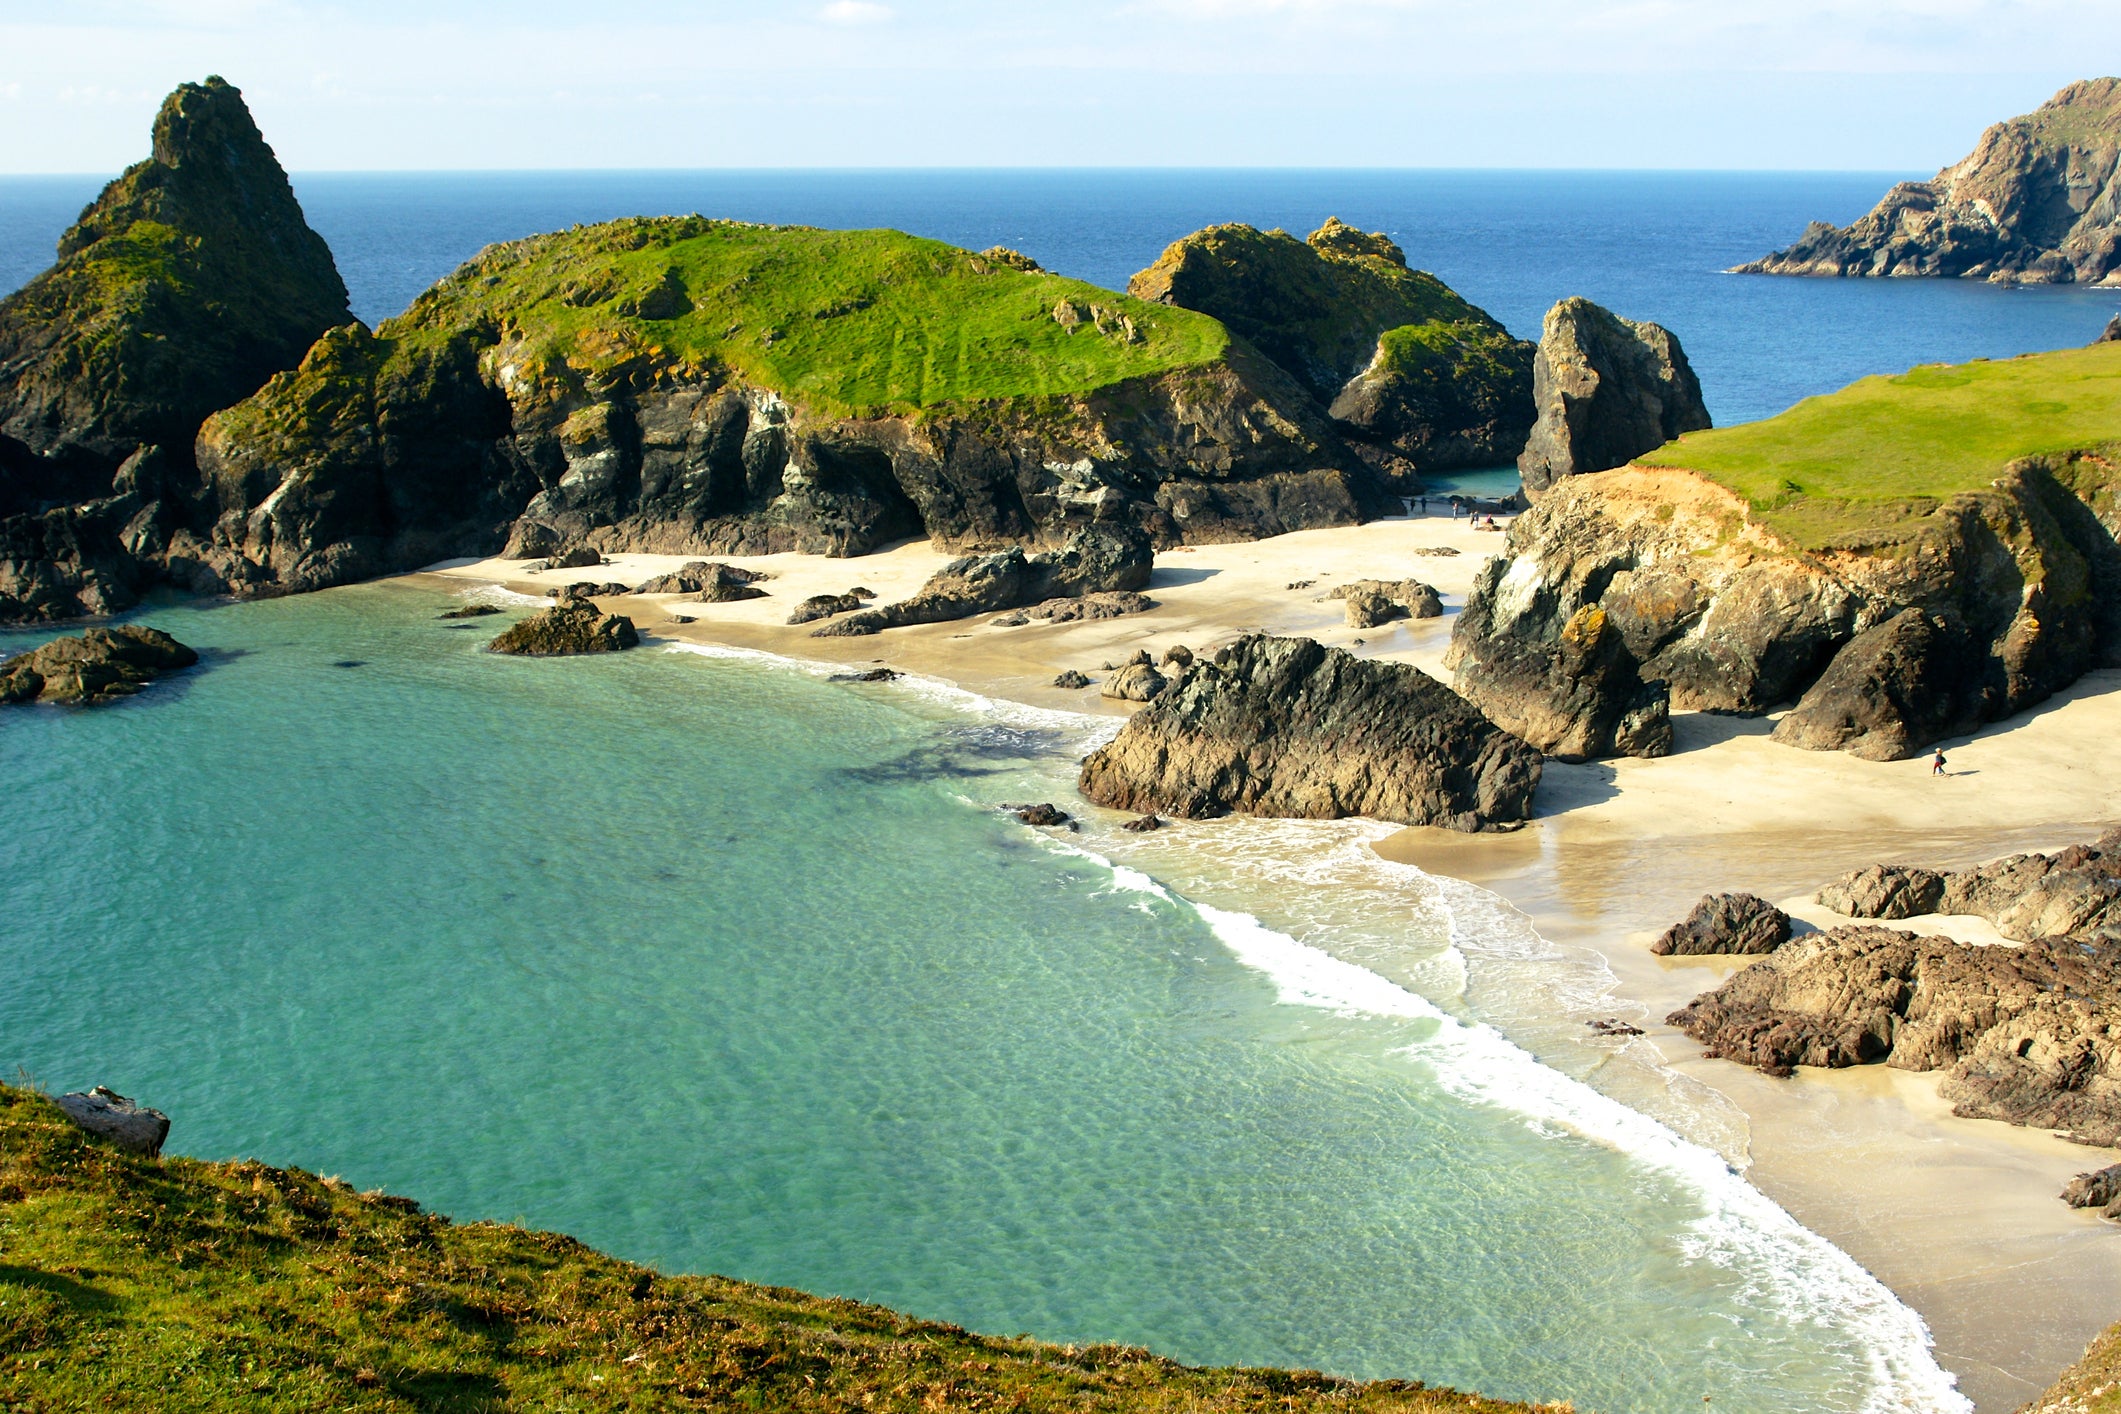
xmin=814 ymin=526 xmax=1150 ymax=636
xmin=0 ymin=624 xmax=197 ymax=705
xmin=1817 ymin=831 xmax=2121 ymax=942
xmin=1077 ymin=634 xmax=1542 ymax=832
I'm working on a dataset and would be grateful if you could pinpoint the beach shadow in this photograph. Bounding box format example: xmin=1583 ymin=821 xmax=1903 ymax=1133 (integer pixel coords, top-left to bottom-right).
xmin=1534 ymin=758 xmax=1620 ymax=815
xmin=1668 ymin=709 xmax=1774 ymax=753
xmin=1149 ymin=566 xmax=1221 ymax=589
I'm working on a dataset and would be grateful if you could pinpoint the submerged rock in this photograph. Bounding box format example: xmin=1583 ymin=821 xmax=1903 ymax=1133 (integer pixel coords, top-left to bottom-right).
xmin=1667 ymin=924 xmax=2121 ymax=1144
xmin=438 ymin=604 xmax=502 ymax=619
xmin=487 ymin=589 xmax=640 ymax=656
xmin=0 ymin=624 xmax=198 ymax=705
xmin=1650 ymin=893 xmax=1793 ymax=956
xmin=1517 ymin=298 xmax=1711 ymax=497
xmin=54 ymin=1087 xmax=169 ymax=1157
xmin=1078 ymin=634 xmax=1541 ymax=832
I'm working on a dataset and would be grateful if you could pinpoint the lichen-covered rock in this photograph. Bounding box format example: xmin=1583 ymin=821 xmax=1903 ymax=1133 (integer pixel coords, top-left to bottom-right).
xmin=1650 ymin=893 xmax=1793 ymax=956
xmin=1735 ymin=79 xmax=2121 ymax=286
xmin=1667 ymin=924 xmax=2121 ymax=1142
xmin=1819 ymin=832 xmax=2121 ymax=941
xmin=1516 ymin=299 xmax=1710 ymax=497
xmin=0 ymin=624 xmax=198 ymax=705
xmin=53 ymin=1088 xmax=170 ymax=1158
xmin=1078 ymin=634 xmax=1541 ymax=832
xmin=814 ymin=526 xmax=1150 ymax=636
xmin=1130 ymin=219 xmax=1534 ymax=481
xmin=1770 ymin=608 xmax=1986 ymax=760
xmin=487 ymin=590 xmax=640 ymax=656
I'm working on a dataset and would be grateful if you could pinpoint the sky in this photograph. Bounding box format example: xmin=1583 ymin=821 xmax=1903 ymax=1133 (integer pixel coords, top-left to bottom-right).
xmin=0 ymin=0 xmax=2115 ymax=173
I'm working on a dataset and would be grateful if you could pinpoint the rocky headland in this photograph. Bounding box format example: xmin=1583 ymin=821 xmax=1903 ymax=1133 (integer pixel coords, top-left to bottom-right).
xmin=1077 ymin=634 xmax=1542 ymax=832
xmin=0 ymin=624 xmax=198 ymax=705
xmin=1130 ymin=218 xmax=1536 ymax=485
xmin=1735 ymin=78 xmax=2121 ymax=286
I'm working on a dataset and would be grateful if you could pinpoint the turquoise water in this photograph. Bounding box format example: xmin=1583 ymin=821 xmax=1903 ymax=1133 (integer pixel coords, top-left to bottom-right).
xmin=1 ymin=585 xmax=1964 ymax=1412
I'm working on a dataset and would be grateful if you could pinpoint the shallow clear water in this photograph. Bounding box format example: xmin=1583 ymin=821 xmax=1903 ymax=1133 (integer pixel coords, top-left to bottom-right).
xmin=1 ymin=587 xmax=1964 ymax=1411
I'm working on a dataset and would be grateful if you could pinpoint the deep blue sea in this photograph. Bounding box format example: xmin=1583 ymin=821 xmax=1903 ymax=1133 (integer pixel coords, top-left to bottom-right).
xmin=3 ymin=170 xmax=2087 ymax=1411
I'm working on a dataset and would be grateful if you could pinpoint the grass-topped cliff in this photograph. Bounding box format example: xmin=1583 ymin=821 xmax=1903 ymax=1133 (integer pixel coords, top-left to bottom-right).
xmin=0 ymin=1085 xmax=1550 ymax=1412
xmin=386 ymin=217 xmax=1227 ymax=418
xmin=1639 ymin=342 xmax=2121 ymax=548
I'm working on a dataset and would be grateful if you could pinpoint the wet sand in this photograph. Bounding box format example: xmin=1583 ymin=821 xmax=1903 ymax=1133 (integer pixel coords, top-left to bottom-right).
xmin=419 ymin=513 xmax=2121 ymax=1411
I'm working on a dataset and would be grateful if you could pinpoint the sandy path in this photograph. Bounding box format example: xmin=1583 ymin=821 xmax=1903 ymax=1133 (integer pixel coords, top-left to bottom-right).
xmin=417 ymin=512 xmax=2121 ymax=1411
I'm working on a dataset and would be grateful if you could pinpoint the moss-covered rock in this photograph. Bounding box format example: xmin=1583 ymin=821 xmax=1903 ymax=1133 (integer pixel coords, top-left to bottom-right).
xmin=1129 ymin=219 xmax=1535 ymax=480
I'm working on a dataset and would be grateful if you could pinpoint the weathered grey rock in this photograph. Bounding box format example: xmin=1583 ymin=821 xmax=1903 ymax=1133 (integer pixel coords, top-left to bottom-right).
xmin=1735 ymin=79 xmax=2121 ymax=286
xmin=814 ymin=526 xmax=1151 ymax=637
xmin=1771 ymin=609 xmax=1985 ymax=760
xmin=1668 ymin=924 xmax=2121 ymax=1143
xmin=2063 ymin=1163 xmax=2121 ymax=1219
xmin=549 ymin=581 xmax=630 ymax=598
xmin=1078 ymin=634 xmax=1542 ymax=832
xmin=1651 ymin=893 xmax=1793 ymax=956
xmin=1517 ymin=298 xmax=1711 ymax=496
xmin=54 ymin=1087 xmax=170 ymax=1157
xmin=1817 ymin=864 xmax=1947 ymax=920
xmin=1820 ymin=832 xmax=2121 ymax=941
xmin=634 ymin=560 xmax=766 ymax=596
xmin=1344 ymin=587 xmax=1404 ymax=629
xmin=993 ymin=590 xmax=1154 ymax=627
xmin=1448 ymin=595 xmax=1672 ymax=762
xmin=2098 ymin=314 xmax=2121 ymax=344
xmin=486 ymin=589 xmax=639 ymax=656
xmin=0 ymin=624 xmax=198 ymax=705
xmin=1331 ymin=578 xmax=1442 ymax=628
xmin=546 ymin=544 xmax=602 ymax=570
xmin=1160 ymin=644 xmax=1194 ymax=668
xmin=1101 ymin=660 xmax=1169 ymax=702
xmin=788 ymin=591 xmax=871 ymax=624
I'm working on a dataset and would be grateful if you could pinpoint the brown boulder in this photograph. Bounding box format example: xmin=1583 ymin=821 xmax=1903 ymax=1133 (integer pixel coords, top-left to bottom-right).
xmin=487 ymin=590 xmax=640 ymax=656
xmin=1650 ymin=893 xmax=1793 ymax=956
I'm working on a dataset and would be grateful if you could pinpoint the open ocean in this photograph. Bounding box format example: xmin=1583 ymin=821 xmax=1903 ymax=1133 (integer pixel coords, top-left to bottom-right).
xmin=6 ymin=168 xmax=2108 ymax=1411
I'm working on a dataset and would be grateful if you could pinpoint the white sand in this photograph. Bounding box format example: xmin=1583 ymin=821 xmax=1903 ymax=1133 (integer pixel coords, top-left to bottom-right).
xmin=416 ymin=511 xmax=2121 ymax=1410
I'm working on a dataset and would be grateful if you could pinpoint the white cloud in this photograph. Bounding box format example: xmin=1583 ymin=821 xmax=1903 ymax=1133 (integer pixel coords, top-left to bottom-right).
xmin=819 ymin=1 xmax=892 ymax=22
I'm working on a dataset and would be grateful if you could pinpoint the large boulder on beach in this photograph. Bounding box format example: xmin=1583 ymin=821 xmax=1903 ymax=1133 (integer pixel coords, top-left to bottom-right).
xmin=1077 ymin=634 xmax=1542 ymax=832
xmin=0 ymin=624 xmax=197 ymax=705
xmin=487 ymin=589 xmax=639 ymax=656
xmin=1770 ymin=609 xmax=1985 ymax=760
xmin=1447 ymin=596 xmax=1673 ymax=762
xmin=1650 ymin=893 xmax=1793 ymax=956
xmin=54 ymin=1087 xmax=169 ymax=1157
xmin=2063 ymin=1163 xmax=2121 ymax=1220
xmin=1667 ymin=924 xmax=2121 ymax=1143
xmin=814 ymin=525 xmax=1151 ymax=637
xmin=1516 ymin=298 xmax=1710 ymax=497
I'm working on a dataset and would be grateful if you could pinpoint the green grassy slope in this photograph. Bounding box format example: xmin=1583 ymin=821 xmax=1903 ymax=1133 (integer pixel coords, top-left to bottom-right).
xmin=1638 ymin=343 xmax=2121 ymax=548
xmin=0 ymin=1087 xmax=1553 ymax=1413
xmin=385 ymin=217 xmax=1229 ymax=417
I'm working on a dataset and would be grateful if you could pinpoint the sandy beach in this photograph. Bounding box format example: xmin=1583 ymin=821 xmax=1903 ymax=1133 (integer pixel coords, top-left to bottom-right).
xmin=420 ymin=512 xmax=2121 ymax=1411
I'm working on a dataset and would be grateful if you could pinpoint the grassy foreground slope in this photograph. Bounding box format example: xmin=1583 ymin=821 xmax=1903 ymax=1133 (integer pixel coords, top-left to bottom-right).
xmin=0 ymin=1087 xmax=1552 ymax=1413
xmin=1638 ymin=342 xmax=2121 ymax=548
xmin=386 ymin=217 xmax=1229 ymax=417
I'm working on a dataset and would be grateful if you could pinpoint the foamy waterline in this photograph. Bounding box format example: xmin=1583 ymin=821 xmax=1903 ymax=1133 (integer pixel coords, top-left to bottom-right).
xmin=1039 ymin=830 xmax=1969 ymax=1414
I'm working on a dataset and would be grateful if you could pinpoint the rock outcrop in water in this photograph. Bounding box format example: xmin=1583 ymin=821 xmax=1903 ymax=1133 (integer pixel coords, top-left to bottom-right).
xmin=1735 ymin=79 xmax=2121 ymax=286
xmin=0 ymin=78 xmax=351 ymax=620
xmin=1447 ymin=448 xmax=2121 ymax=760
xmin=487 ymin=588 xmax=640 ymax=656
xmin=1077 ymin=634 xmax=1542 ymax=832
xmin=1667 ymin=923 xmax=2121 ymax=1144
xmin=814 ymin=526 xmax=1150 ymax=636
xmin=1817 ymin=831 xmax=2121 ymax=941
xmin=1129 ymin=219 xmax=1535 ymax=483
xmin=0 ymin=624 xmax=198 ymax=705
xmin=1515 ymin=299 xmax=1710 ymax=497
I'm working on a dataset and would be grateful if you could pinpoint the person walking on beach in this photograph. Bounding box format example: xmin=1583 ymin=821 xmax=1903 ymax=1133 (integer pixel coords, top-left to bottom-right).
xmin=1932 ymin=747 xmax=1948 ymax=776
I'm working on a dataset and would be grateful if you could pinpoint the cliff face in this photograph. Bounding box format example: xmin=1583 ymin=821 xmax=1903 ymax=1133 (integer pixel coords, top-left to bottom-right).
xmin=179 ymin=217 xmax=1382 ymax=601
xmin=1130 ymin=219 xmax=1535 ymax=483
xmin=0 ymin=77 xmax=351 ymax=619
xmin=1735 ymin=78 xmax=2121 ymax=285
xmin=1446 ymin=455 xmax=2121 ymax=759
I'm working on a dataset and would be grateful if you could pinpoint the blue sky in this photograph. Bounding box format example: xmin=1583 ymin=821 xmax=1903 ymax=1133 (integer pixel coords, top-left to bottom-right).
xmin=0 ymin=0 xmax=2113 ymax=173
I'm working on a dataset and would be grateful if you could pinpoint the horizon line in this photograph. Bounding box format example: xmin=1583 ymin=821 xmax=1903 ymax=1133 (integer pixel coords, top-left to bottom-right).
xmin=0 ymin=164 xmax=1926 ymax=181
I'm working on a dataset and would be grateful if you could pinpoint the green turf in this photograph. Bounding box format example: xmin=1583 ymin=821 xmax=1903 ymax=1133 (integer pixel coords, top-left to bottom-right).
xmin=384 ymin=217 xmax=1229 ymax=418
xmin=1638 ymin=343 xmax=2121 ymax=548
xmin=0 ymin=1085 xmax=1550 ymax=1413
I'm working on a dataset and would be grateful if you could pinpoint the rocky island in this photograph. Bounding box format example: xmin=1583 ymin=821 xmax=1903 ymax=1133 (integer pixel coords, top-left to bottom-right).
xmin=1735 ymin=77 xmax=2121 ymax=285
